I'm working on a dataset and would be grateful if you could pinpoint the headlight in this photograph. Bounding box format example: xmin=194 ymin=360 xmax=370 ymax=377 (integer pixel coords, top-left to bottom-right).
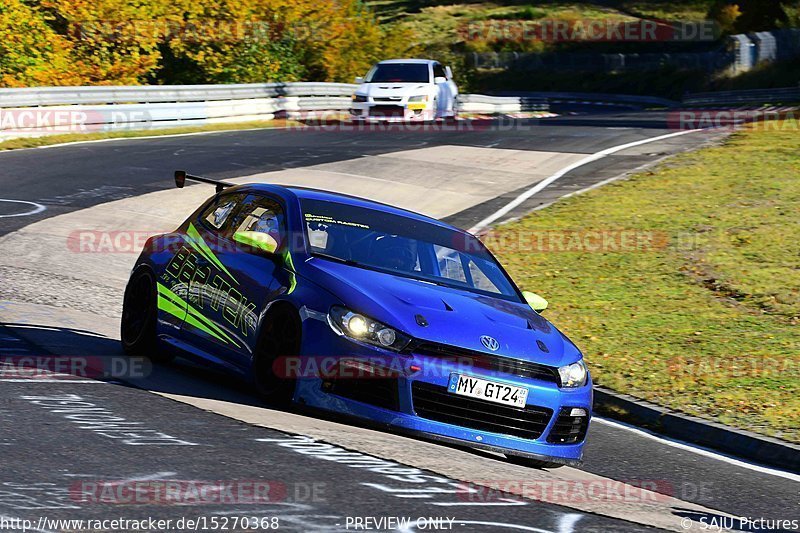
xmin=558 ymin=360 xmax=588 ymax=388
xmin=408 ymin=94 xmax=428 ymax=102
xmin=328 ymin=306 xmax=411 ymax=352
xmin=351 ymin=94 xmax=367 ymax=102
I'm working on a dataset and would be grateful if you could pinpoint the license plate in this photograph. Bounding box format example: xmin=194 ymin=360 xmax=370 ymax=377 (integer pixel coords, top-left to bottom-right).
xmin=448 ymin=374 xmax=528 ymax=408
xmin=407 ymin=103 xmax=426 ymax=110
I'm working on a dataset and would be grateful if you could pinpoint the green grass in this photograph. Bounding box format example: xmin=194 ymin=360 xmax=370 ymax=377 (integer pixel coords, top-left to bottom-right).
xmin=0 ymin=119 xmax=300 ymax=151
xmin=620 ymin=0 xmax=715 ymax=21
xmin=489 ymin=120 xmax=800 ymax=442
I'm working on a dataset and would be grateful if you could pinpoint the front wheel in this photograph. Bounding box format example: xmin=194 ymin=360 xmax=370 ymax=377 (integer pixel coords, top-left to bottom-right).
xmin=253 ymin=306 xmax=301 ymax=405
xmin=120 ymin=268 xmax=173 ymax=362
xmin=504 ymin=454 xmax=565 ymax=469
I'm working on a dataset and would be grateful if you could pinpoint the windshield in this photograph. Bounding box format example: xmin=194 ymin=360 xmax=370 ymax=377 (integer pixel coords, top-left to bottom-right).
xmin=365 ymin=63 xmax=430 ymax=83
xmin=300 ymin=199 xmax=522 ymax=301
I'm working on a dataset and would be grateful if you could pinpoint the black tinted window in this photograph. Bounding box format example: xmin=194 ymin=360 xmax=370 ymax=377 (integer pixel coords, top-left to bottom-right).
xmin=301 ymin=199 xmax=520 ymax=300
xmin=365 ymin=63 xmax=430 ymax=83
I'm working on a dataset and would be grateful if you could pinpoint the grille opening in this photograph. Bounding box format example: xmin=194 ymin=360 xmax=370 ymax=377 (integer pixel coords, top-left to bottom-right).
xmin=412 ymin=382 xmax=552 ymax=440
xmin=412 ymin=342 xmax=560 ymax=385
xmin=369 ymin=105 xmax=405 ymax=118
xmin=324 ymin=378 xmax=400 ymax=411
xmin=547 ymin=407 xmax=589 ymax=444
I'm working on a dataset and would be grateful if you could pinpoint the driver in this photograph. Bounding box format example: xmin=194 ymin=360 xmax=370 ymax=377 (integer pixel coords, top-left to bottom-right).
xmin=370 ymin=235 xmax=416 ymax=271
xmin=249 ymin=211 xmax=282 ymax=248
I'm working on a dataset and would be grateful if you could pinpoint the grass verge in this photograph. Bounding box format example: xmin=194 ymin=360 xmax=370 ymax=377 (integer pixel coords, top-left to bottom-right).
xmin=490 ymin=120 xmax=800 ymax=443
xmin=0 ymin=119 xmax=300 ymax=151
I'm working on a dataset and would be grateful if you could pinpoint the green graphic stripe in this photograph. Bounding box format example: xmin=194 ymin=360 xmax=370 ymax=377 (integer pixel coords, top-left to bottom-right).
xmin=157 ymin=292 xmax=232 ymax=347
xmin=187 ymin=223 xmax=237 ymax=283
xmin=157 ymin=292 xmax=186 ymax=321
xmin=157 ymin=283 xmax=238 ymax=346
xmin=157 ymin=283 xmax=240 ymax=348
xmin=283 ymin=251 xmax=297 ymax=295
xmin=182 ymin=314 xmax=232 ymax=345
xmin=157 ymin=283 xmax=184 ymax=308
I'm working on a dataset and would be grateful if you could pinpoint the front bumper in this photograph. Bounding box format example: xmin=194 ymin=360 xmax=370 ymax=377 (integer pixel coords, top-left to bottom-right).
xmin=294 ymin=316 xmax=592 ymax=464
xmin=350 ymin=101 xmax=434 ymax=122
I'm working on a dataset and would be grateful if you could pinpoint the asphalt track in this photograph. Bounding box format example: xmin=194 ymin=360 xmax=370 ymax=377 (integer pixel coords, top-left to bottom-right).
xmin=0 ymin=113 xmax=797 ymax=533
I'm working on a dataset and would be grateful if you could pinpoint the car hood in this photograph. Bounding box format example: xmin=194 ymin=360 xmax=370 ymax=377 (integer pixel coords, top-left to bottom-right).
xmin=301 ymin=258 xmax=581 ymax=367
xmin=356 ymin=83 xmax=433 ymax=99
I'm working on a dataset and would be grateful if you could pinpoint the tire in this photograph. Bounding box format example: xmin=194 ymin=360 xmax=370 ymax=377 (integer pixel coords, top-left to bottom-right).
xmin=253 ymin=305 xmax=301 ymax=405
xmin=120 ymin=268 xmax=173 ymax=362
xmin=504 ymin=454 xmax=565 ymax=469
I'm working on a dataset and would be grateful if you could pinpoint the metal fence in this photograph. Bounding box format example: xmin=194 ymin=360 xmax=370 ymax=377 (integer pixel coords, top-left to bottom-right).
xmin=471 ymin=49 xmax=733 ymax=73
xmin=470 ymin=28 xmax=800 ymax=74
xmin=683 ymin=86 xmax=800 ymax=106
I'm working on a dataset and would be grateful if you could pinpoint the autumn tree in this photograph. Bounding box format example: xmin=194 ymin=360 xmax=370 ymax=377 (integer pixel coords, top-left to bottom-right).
xmin=0 ymin=0 xmax=82 ymax=86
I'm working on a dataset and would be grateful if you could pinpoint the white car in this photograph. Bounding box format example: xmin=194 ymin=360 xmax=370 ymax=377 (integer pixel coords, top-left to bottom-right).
xmin=350 ymin=59 xmax=458 ymax=122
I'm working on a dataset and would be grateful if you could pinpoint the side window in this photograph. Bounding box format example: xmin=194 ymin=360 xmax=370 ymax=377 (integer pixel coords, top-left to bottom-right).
xmin=433 ymin=63 xmax=446 ymax=79
xmin=229 ymin=195 xmax=286 ymax=248
xmin=468 ymin=259 xmax=501 ymax=293
xmin=200 ymin=193 xmax=244 ymax=232
xmin=434 ymin=245 xmax=467 ymax=283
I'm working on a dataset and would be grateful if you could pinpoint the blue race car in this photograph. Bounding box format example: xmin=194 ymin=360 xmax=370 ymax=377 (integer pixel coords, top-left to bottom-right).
xmin=121 ymin=171 xmax=592 ymax=468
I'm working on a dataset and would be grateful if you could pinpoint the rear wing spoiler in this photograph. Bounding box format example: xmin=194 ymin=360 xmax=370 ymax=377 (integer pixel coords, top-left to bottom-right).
xmin=174 ymin=170 xmax=234 ymax=193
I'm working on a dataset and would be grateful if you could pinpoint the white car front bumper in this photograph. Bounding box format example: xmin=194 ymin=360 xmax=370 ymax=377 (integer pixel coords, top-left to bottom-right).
xmin=350 ymin=101 xmax=435 ymax=122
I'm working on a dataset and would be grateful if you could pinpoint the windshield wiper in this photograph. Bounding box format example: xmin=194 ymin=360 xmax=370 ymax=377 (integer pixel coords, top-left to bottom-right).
xmin=311 ymin=252 xmax=361 ymax=267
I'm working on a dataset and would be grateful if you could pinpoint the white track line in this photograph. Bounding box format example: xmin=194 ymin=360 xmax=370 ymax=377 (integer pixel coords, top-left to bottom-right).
xmin=468 ymin=129 xmax=702 ymax=233
xmin=594 ymin=417 xmax=800 ymax=482
xmin=0 ymin=199 xmax=46 ymax=218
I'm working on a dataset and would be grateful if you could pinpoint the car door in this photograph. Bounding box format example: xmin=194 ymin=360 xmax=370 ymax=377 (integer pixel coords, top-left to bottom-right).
xmin=186 ymin=193 xmax=288 ymax=370
xmin=159 ymin=192 xmax=243 ymax=338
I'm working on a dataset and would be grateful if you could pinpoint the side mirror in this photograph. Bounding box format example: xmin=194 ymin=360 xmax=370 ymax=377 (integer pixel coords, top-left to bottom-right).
xmin=522 ymin=291 xmax=548 ymax=312
xmin=433 ymin=76 xmax=447 ymax=84
xmin=354 ymin=76 xmax=364 ymax=84
xmin=445 ymin=66 xmax=453 ymax=78
xmin=233 ymin=231 xmax=278 ymax=255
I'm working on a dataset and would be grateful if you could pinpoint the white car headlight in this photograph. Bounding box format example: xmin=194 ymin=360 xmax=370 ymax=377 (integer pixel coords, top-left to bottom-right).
xmin=328 ymin=306 xmax=411 ymax=352
xmin=352 ymin=94 xmax=368 ymax=102
xmin=558 ymin=360 xmax=588 ymax=388
xmin=408 ymin=95 xmax=429 ymax=102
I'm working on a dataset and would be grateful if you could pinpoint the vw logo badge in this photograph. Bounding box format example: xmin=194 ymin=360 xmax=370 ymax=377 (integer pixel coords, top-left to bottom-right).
xmin=480 ymin=335 xmax=499 ymax=351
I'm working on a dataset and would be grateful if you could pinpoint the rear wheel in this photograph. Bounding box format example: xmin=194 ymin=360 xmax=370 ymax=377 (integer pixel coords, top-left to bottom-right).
xmin=253 ymin=306 xmax=301 ymax=405
xmin=120 ymin=268 xmax=173 ymax=362
xmin=504 ymin=454 xmax=565 ymax=469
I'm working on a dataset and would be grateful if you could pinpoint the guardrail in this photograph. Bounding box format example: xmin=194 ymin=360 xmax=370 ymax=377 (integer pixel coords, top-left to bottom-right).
xmin=0 ymin=83 xmax=553 ymax=140
xmin=491 ymin=91 xmax=679 ymax=108
xmin=683 ymin=86 xmax=800 ymax=106
xmin=0 ymin=83 xmax=357 ymax=108
xmin=458 ymin=94 xmax=548 ymax=113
